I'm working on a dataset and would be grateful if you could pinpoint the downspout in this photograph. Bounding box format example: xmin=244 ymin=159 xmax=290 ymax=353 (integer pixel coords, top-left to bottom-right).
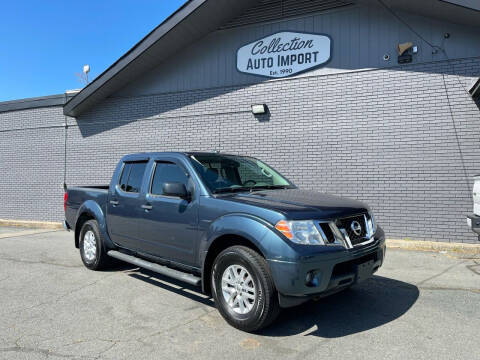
xmin=63 ymin=92 xmax=69 ymax=191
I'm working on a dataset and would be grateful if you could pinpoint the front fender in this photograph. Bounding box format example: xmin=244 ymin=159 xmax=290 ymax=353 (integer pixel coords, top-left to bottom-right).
xmin=199 ymin=213 xmax=299 ymax=275
xmin=75 ymin=200 xmax=115 ymax=250
xmin=200 ymin=214 xmax=271 ymax=259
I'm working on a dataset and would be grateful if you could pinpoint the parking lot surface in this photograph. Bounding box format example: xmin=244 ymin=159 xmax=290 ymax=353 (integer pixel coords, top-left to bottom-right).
xmin=0 ymin=226 xmax=29 ymax=234
xmin=0 ymin=229 xmax=479 ymax=360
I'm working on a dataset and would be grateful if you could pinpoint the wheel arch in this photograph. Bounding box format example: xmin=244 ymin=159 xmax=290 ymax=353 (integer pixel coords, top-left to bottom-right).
xmin=201 ymin=234 xmax=266 ymax=295
xmin=74 ymin=200 xmax=114 ymax=250
xmin=74 ymin=212 xmax=95 ymax=248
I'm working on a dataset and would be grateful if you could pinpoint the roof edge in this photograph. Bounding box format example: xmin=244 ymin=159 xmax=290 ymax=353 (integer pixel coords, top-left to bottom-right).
xmin=439 ymin=0 xmax=480 ymax=12
xmin=0 ymin=94 xmax=70 ymax=113
xmin=63 ymin=0 xmax=207 ymax=117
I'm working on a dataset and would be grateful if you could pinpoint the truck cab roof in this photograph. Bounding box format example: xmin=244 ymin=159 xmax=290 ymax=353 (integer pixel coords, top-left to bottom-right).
xmin=120 ymin=151 xmax=245 ymax=162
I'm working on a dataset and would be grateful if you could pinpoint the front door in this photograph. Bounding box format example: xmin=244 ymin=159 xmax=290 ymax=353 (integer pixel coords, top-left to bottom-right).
xmin=107 ymin=161 xmax=148 ymax=250
xmin=136 ymin=160 xmax=198 ymax=266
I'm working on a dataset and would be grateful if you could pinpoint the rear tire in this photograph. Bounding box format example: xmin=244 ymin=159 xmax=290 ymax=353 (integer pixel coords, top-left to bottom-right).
xmin=211 ymin=246 xmax=280 ymax=332
xmin=79 ymin=220 xmax=112 ymax=270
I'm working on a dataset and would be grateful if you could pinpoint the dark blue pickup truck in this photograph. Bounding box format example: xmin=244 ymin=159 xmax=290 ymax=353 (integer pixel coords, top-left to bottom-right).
xmin=64 ymin=152 xmax=385 ymax=332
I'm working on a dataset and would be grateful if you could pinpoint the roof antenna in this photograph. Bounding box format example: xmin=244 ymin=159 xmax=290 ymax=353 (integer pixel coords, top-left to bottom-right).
xmin=75 ymin=65 xmax=90 ymax=85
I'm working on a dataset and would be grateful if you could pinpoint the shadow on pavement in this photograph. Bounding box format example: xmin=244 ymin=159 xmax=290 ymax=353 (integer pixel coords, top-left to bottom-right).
xmin=100 ymin=261 xmax=138 ymax=273
xmin=127 ymin=268 xmax=215 ymax=308
xmin=125 ymin=270 xmax=418 ymax=337
xmin=259 ymin=275 xmax=419 ymax=337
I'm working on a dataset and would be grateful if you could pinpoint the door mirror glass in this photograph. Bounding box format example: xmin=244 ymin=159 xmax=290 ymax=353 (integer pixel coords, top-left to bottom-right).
xmin=162 ymin=182 xmax=189 ymax=199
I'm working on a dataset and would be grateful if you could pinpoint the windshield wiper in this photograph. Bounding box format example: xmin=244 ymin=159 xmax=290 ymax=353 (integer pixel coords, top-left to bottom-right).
xmin=213 ymin=186 xmax=253 ymax=194
xmin=250 ymin=185 xmax=292 ymax=191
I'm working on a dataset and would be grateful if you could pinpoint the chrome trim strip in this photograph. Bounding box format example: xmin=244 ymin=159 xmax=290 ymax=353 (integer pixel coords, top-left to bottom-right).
xmin=365 ymin=214 xmax=372 ymax=238
xmin=353 ymin=236 xmax=375 ymax=247
xmin=328 ymin=222 xmax=352 ymax=249
xmin=338 ymin=227 xmax=353 ymax=249
xmin=315 ymin=223 xmax=329 ymax=244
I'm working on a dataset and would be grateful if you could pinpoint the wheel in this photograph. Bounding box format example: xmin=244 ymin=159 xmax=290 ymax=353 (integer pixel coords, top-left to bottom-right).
xmin=211 ymin=246 xmax=280 ymax=332
xmin=79 ymin=219 xmax=112 ymax=270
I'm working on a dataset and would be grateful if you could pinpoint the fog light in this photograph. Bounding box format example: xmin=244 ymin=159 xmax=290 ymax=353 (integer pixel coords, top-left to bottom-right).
xmin=306 ymin=271 xmax=320 ymax=287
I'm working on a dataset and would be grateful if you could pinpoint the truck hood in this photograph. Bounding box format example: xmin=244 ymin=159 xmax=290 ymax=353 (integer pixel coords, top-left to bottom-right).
xmin=218 ymin=189 xmax=369 ymax=220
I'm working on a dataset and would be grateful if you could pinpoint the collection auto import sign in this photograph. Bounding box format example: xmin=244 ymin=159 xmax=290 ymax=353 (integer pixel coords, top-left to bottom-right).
xmin=237 ymin=31 xmax=331 ymax=78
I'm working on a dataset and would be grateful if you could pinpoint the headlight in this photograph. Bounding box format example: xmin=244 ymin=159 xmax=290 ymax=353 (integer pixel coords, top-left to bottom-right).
xmin=368 ymin=210 xmax=377 ymax=234
xmin=275 ymin=220 xmax=325 ymax=245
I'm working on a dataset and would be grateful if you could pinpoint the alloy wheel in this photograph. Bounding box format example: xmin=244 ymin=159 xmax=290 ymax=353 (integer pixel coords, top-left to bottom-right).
xmin=221 ymin=264 xmax=256 ymax=314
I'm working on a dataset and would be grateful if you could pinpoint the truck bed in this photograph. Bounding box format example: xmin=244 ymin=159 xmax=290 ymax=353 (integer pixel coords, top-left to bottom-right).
xmin=65 ymin=186 xmax=109 ymax=229
xmin=71 ymin=185 xmax=110 ymax=190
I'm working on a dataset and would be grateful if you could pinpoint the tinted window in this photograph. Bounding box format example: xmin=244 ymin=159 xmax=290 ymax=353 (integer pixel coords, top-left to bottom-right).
xmin=151 ymin=162 xmax=189 ymax=195
xmin=119 ymin=161 xmax=148 ymax=193
xmin=119 ymin=163 xmax=132 ymax=191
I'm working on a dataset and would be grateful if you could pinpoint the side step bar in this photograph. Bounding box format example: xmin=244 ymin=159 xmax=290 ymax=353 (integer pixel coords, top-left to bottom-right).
xmin=107 ymin=250 xmax=201 ymax=286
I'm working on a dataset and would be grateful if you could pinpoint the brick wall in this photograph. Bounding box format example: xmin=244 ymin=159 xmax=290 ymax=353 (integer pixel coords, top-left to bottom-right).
xmin=0 ymin=106 xmax=65 ymax=221
xmin=1 ymin=57 xmax=479 ymax=243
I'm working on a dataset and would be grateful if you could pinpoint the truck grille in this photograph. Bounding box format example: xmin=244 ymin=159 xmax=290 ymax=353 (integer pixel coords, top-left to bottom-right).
xmin=335 ymin=214 xmax=370 ymax=246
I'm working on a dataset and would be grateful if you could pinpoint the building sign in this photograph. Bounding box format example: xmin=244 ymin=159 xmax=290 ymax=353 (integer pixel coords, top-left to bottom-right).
xmin=237 ymin=31 xmax=331 ymax=78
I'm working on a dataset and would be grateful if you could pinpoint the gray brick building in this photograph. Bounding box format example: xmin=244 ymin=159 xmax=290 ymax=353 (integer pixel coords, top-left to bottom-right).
xmin=1 ymin=0 xmax=479 ymax=243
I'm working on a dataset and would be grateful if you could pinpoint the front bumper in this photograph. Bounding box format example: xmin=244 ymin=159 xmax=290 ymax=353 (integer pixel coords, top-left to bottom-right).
xmin=267 ymin=227 xmax=386 ymax=308
xmin=467 ymin=214 xmax=480 ymax=235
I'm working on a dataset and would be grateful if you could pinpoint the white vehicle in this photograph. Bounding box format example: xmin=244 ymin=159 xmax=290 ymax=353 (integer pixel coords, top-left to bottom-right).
xmin=467 ymin=175 xmax=480 ymax=239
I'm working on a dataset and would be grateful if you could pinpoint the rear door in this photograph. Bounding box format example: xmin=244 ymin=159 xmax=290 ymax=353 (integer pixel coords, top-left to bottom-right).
xmin=136 ymin=158 xmax=199 ymax=266
xmin=107 ymin=160 xmax=149 ymax=250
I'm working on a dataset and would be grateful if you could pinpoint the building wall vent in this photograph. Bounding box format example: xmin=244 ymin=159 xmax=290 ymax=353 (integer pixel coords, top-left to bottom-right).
xmin=219 ymin=0 xmax=353 ymax=30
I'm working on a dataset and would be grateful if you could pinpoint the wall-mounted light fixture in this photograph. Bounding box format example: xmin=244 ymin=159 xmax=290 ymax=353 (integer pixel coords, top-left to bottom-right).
xmin=397 ymin=42 xmax=414 ymax=64
xmin=251 ymin=104 xmax=268 ymax=115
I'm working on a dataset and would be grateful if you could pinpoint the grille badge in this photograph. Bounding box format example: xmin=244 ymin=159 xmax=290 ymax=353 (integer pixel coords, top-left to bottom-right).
xmin=350 ymin=220 xmax=362 ymax=236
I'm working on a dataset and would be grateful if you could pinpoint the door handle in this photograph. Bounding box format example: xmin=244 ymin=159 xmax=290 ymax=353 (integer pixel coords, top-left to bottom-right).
xmin=141 ymin=204 xmax=153 ymax=210
xmin=110 ymin=200 xmax=119 ymax=206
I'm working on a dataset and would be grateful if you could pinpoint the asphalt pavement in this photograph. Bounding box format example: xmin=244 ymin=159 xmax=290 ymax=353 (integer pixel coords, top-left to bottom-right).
xmin=0 ymin=226 xmax=29 ymax=234
xmin=0 ymin=228 xmax=478 ymax=360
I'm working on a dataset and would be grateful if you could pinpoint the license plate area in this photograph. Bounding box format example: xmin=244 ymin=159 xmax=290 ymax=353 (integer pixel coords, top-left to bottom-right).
xmin=355 ymin=260 xmax=375 ymax=282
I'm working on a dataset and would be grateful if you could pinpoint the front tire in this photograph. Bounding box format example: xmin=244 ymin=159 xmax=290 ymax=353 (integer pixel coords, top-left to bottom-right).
xmin=79 ymin=220 xmax=112 ymax=270
xmin=211 ymin=246 xmax=280 ymax=332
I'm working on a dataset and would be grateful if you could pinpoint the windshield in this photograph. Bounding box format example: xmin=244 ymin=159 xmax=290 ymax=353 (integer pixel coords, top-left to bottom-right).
xmin=188 ymin=154 xmax=295 ymax=194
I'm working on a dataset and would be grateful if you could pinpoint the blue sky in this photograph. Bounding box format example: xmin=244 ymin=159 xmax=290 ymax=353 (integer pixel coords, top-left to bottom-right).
xmin=0 ymin=0 xmax=186 ymax=101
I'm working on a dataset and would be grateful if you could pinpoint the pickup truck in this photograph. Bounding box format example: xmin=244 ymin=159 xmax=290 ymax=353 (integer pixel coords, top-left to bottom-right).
xmin=64 ymin=152 xmax=385 ymax=332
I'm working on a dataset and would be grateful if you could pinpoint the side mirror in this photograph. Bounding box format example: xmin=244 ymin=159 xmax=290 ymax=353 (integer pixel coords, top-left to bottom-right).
xmin=162 ymin=182 xmax=190 ymax=200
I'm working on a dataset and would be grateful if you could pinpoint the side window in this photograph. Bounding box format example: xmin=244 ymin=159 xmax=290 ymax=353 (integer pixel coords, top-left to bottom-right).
xmin=119 ymin=163 xmax=132 ymax=191
xmin=119 ymin=161 xmax=148 ymax=193
xmin=151 ymin=162 xmax=189 ymax=196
